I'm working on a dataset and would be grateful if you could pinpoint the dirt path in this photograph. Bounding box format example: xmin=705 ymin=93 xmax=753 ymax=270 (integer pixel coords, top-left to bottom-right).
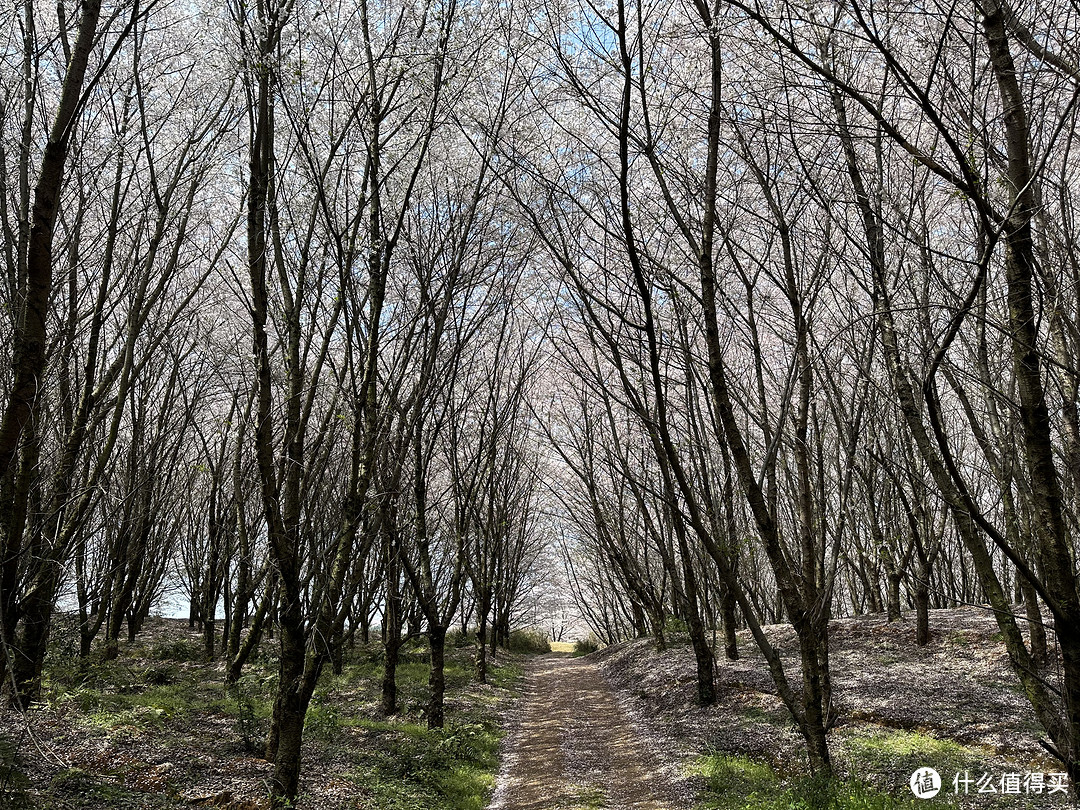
xmin=489 ymin=655 xmax=676 ymax=810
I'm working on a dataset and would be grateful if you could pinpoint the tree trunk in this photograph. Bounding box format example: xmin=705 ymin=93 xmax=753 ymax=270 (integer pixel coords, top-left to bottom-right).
xmin=475 ymin=611 xmax=489 ymax=684
xmin=204 ymin=617 xmax=216 ymax=661
xmin=914 ymin=569 xmax=931 ymax=647
xmin=226 ymin=586 xmax=271 ymax=685
xmin=885 ymin=570 xmax=902 ymax=622
xmin=266 ymin=604 xmax=321 ymax=805
xmin=1019 ymin=577 xmax=1047 ymax=663
xmin=382 ymin=635 xmax=400 ymax=716
xmin=330 ymin=626 xmax=345 ymax=675
xmin=427 ymin=624 xmax=447 ymax=730
xmin=687 ymin=616 xmax=716 ymax=707
xmin=381 ymin=539 xmax=402 ymax=715
xmin=126 ymin=614 xmax=139 ymax=643
xmin=10 ymin=572 xmax=61 ymax=706
xmin=721 ymin=585 xmax=739 ymax=661
xmin=0 ymin=0 xmax=105 ymax=702
xmin=794 ymin=616 xmax=832 ymax=774
xmin=982 ymin=9 xmax=1080 ymax=789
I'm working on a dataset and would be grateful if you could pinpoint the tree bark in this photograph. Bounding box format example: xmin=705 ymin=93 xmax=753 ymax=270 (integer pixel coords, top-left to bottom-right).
xmin=427 ymin=624 xmax=447 ymax=729
xmin=0 ymin=0 xmax=103 ymax=706
xmin=226 ymin=585 xmax=272 ymax=686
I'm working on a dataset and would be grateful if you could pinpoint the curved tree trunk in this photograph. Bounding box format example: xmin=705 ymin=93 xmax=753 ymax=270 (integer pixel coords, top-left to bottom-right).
xmin=0 ymin=0 xmax=104 ymax=706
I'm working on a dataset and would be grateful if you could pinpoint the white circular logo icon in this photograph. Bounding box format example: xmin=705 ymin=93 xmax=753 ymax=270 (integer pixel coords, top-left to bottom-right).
xmin=910 ymin=767 xmax=941 ymax=799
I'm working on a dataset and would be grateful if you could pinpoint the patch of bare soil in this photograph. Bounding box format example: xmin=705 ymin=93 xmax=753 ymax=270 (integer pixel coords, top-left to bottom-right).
xmin=593 ymin=607 xmax=1077 ymax=809
xmin=489 ymin=655 xmax=682 ymax=810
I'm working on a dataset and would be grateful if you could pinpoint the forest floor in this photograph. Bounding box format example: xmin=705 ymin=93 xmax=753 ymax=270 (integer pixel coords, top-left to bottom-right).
xmin=0 ymin=616 xmax=523 ymax=810
xmin=592 ymin=605 xmax=1076 ymax=810
xmin=0 ymin=607 xmax=1075 ymax=810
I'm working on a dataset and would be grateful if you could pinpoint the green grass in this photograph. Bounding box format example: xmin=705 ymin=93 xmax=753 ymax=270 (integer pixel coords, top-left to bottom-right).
xmin=694 ymin=752 xmax=779 ymax=806
xmin=573 ymin=637 xmax=600 ymax=655
xmin=943 ymin=631 xmax=973 ymax=649
xmin=46 ymin=662 xmax=208 ymax=731
xmin=692 ymin=753 xmax=960 ymax=810
xmin=507 ymin=629 xmax=552 ymax=654
xmin=749 ymin=776 xmax=958 ymax=810
xmin=34 ymin=628 xmax=520 ymax=810
xmin=487 ymin=658 xmax=524 ymax=690
xmin=347 ymin=717 xmax=502 ymax=810
xmin=844 ymin=730 xmax=980 ymax=777
xmin=0 ymin=732 xmax=31 ymax=809
xmin=48 ymin=768 xmax=130 ymax=807
xmin=311 ymin=645 xmax=519 ymax=809
xmin=741 ymin=704 xmax=790 ymax=726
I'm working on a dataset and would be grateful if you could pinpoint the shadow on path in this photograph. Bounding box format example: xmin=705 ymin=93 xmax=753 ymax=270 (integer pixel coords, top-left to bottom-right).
xmin=489 ymin=655 xmax=675 ymax=810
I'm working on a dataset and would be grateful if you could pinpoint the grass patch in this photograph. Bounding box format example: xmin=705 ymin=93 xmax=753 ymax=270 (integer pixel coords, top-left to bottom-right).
xmin=573 ymin=637 xmax=600 ymax=656
xmin=694 ymin=752 xmax=780 ymax=806
xmin=747 ymin=776 xmax=957 ymax=810
xmin=741 ymin=704 xmax=790 ymax=726
xmin=42 ymin=658 xmax=210 ymax=737
xmin=48 ymin=768 xmax=128 ymax=806
xmin=315 ymin=649 xmax=520 ymax=810
xmin=27 ymin=620 xmax=521 ymax=810
xmin=507 ymin=629 xmax=552 ymax=655
xmin=0 ymin=733 xmax=31 ymax=809
xmin=347 ymin=717 xmax=501 ymax=810
xmin=67 ymin=674 xmax=204 ymax=730
xmin=693 ymin=753 xmax=960 ymax=810
xmin=844 ymin=730 xmax=979 ymax=777
xmin=487 ymin=658 xmax=524 ymax=690
xmin=943 ymin=631 xmax=973 ymax=649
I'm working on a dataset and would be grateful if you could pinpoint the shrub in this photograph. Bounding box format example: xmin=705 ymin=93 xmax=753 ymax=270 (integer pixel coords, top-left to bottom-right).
xmin=445 ymin=628 xmax=479 ymax=649
xmin=227 ymin=675 xmax=271 ymax=754
xmin=0 ymin=734 xmax=30 ymax=809
xmin=140 ymin=664 xmax=176 ymax=686
xmin=507 ymin=629 xmax=551 ymax=655
xmin=573 ymin=637 xmax=599 ymax=655
xmin=150 ymin=639 xmax=201 ymax=662
xmin=663 ymin=614 xmax=688 ymax=634
xmin=305 ymin=703 xmax=342 ymax=741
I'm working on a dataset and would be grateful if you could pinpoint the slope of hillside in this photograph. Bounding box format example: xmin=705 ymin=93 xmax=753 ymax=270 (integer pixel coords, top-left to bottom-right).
xmin=593 ymin=607 xmax=1074 ymax=809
